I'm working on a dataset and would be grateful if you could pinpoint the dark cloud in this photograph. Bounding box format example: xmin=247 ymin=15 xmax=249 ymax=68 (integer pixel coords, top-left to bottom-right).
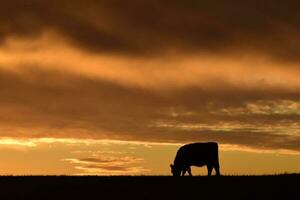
xmin=1 ymin=0 xmax=300 ymax=59
xmin=0 ymin=67 xmax=299 ymax=152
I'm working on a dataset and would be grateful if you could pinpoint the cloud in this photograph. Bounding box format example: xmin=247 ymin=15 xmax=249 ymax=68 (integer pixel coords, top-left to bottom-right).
xmin=74 ymin=165 xmax=148 ymax=175
xmin=63 ymin=156 xmax=148 ymax=175
xmin=72 ymin=156 xmax=144 ymax=165
xmin=1 ymin=34 xmax=300 ymax=92
xmin=0 ymin=66 xmax=299 ymax=153
xmin=0 ymin=0 xmax=300 ymax=60
xmin=1 ymin=1 xmax=300 ymax=154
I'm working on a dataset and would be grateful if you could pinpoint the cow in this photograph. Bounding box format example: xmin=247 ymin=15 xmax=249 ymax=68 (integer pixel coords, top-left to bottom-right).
xmin=170 ymin=142 xmax=220 ymax=176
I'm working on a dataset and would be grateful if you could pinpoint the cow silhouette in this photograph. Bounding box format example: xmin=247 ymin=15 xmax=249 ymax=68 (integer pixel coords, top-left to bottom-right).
xmin=170 ymin=142 xmax=220 ymax=176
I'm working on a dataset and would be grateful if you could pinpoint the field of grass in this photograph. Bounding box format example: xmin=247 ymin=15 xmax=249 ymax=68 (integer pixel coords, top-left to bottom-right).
xmin=0 ymin=174 xmax=298 ymax=199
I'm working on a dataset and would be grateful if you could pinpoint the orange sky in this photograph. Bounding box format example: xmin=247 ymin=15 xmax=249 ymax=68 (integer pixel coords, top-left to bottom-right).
xmin=0 ymin=0 xmax=300 ymax=175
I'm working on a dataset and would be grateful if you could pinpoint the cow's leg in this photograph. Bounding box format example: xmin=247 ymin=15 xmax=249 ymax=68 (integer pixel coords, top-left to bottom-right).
xmin=187 ymin=167 xmax=192 ymax=176
xmin=214 ymin=163 xmax=220 ymax=176
xmin=181 ymin=170 xmax=186 ymax=176
xmin=207 ymin=165 xmax=213 ymax=176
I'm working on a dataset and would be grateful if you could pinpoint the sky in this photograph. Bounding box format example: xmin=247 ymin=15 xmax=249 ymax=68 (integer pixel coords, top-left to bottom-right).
xmin=0 ymin=0 xmax=300 ymax=175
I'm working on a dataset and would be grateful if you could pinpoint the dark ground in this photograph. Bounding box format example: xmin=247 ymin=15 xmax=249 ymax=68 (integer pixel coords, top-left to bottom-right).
xmin=0 ymin=174 xmax=298 ymax=200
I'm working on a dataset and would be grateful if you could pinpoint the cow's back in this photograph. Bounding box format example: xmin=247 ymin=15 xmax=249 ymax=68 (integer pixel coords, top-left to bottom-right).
xmin=174 ymin=142 xmax=219 ymax=167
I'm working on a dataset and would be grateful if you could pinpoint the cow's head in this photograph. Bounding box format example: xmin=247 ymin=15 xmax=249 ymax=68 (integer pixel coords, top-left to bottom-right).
xmin=170 ymin=164 xmax=181 ymax=176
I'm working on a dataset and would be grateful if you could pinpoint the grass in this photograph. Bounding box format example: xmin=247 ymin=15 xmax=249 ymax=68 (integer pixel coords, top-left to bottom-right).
xmin=0 ymin=174 xmax=298 ymax=199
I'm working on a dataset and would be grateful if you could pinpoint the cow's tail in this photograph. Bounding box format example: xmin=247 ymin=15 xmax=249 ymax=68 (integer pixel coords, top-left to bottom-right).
xmin=215 ymin=143 xmax=221 ymax=176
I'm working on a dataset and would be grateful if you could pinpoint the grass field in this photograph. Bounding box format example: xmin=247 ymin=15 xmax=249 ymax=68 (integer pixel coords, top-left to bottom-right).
xmin=0 ymin=174 xmax=298 ymax=199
